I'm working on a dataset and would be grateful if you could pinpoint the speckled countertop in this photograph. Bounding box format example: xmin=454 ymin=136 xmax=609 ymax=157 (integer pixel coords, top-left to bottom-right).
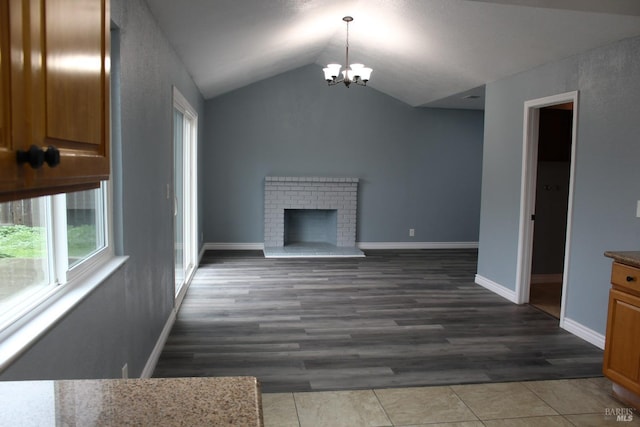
xmin=604 ymin=251 xmax=640 ymax=269
xmin=0 ymin=376 xmax=263 ymax=426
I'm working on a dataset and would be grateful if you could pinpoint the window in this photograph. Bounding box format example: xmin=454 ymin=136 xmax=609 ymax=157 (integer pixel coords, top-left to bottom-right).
xmin=0 ymin=184 xmax=109 ymax=332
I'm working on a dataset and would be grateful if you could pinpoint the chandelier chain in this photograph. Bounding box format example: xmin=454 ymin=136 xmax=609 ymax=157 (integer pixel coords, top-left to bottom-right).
xmin=345 ymin=19 xmax=350 ymax=79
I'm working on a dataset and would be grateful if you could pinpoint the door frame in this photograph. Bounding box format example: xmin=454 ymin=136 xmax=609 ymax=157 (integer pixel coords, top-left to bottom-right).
xmin=172 ymin=86 xmax=198 ymax=308
xmin=515 ymin=90 xmax=578 ymax=326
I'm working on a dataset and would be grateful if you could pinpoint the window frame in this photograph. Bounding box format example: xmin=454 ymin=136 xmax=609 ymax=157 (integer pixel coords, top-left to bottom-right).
xmin=172 ymin=86 xmax=198 ymax=303
xmin=63 ymin=182 xmax=113 ymax=284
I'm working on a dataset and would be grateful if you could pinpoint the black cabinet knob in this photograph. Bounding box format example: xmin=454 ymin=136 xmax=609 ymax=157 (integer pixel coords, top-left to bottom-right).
xmin=16 ymin=145 xmax=45 ymax=169
xmin=44 ymin=146 xmax=61 ymax=168
xmin=626 ymin=276 xmax=636 ymax=282
xmin=17 ymin=145 xmax=61 ymax=169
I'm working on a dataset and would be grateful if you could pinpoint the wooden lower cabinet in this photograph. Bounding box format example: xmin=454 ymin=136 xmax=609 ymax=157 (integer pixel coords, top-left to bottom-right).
xmin=603 ymin=261 xmax=640 ymax=410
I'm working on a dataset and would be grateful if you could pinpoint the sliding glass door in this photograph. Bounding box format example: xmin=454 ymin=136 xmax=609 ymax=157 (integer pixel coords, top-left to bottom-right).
xmin=173 ymin=88 xmax=198 ymax=297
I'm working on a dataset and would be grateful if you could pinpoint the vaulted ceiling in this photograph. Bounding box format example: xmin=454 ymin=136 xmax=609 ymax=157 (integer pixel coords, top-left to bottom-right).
xmin=145 ymin=0 xmax=640 ymax=109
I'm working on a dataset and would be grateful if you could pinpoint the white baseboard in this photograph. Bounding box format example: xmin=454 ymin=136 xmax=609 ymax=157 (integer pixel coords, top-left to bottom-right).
xmin=560 ymin=317 xmax=605 ymax=350
xmin=475 ymin=276 xmax=605 ymax=349
xmin=475 ymin=274 xmax=518 ymax=303
xmin=140 ymin=308 xmax=176 ymax=378
xmin=531 ymin=274 xmax=563 ymax=284
xmin=357 ymin=242 xmax=479 ymax=250
xmin=203 ymin=242 xmax=265 ymax=250
xmin=198 ymin=244 xmax=207 ymax=264
xmin=203 ymin=242 xmax=478 ymax=251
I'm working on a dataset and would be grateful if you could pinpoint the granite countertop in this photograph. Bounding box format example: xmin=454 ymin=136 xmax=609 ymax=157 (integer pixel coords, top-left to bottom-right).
xmin=0 ymin=376 xmax=263 ymax=426
xmin=604 ymin=251 xmax=640 ymax=269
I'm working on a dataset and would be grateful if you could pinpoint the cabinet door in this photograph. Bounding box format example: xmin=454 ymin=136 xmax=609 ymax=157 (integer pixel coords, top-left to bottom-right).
xmin=0 ymin=1 xmax=11 ymax=182
xmin=0 ymin=0 xmax=26 ymax=194
xmin=603 ymin=289 xmax=640 ymax=394
xmin=0 ymin=0 xmax=109 ymax=202
xmin=28 ymin=0 xmax=110 ymax=192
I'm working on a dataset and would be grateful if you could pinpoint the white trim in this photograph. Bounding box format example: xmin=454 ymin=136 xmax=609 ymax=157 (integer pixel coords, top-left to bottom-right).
xmin=198 ymin=244 xmax=207 ymax=264
xmin=52 ymin=194 xmax=69 ymax=284
xmin=561 ymin=317 xmax=605 ymax=349
xmin=141 ymin=307 xmax=177 ymax=378
xmin=530 ymin=274 xmax=563 ymax=284
xmin=515 ymin=90 xmax=579 ymax=322
xmin=203 ymin=242 xmax=479 ymax=251
xmin=174 ymin=269 xmax=194 ymax=310
xmin=155 ymin=244 xmax=197 ymax=376
xmin=475 ymin=274 xmax=518 ymax=303
xmin=204 ymin=242 xmax=265 ymax=250
xmin=172 ymin=87 xmax=194 ymax=117
xmin=172 ymin=86 xmax=199 ymax=299
xmin=515 ymin=99 xmax=540 ymax=304
xmin=559 ymin=94 xmax=579 ymax=323
xmin=66 ymin=183 xmax=114 ymax=284
xmin=358 ymin=242 xmax=478 ymax=250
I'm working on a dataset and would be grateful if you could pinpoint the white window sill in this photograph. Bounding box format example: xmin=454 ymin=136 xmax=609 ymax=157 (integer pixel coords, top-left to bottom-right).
xmin=0 ymin=256 xmax=128 ymax=374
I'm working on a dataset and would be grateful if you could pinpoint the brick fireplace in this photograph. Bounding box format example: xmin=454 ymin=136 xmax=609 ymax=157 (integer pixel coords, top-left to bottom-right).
xmin=263 ymin=177 xmax=363 ymax=257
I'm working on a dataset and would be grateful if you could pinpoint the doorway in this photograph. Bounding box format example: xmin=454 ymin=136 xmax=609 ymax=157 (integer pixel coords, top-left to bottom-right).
xmin=515 ymin=91 xmax=578 ymax=325
xmin=528 ymin=103 xmax=573 ymax=318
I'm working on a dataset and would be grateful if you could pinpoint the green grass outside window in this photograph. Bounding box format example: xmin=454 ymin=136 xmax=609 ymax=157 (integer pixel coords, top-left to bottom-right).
xmin=0 ymin=225 xmax=96 ymax=258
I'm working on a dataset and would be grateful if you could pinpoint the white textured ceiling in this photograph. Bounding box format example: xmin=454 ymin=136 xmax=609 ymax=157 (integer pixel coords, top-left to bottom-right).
xmin=145 ymin=0 xmax=640 ymax=108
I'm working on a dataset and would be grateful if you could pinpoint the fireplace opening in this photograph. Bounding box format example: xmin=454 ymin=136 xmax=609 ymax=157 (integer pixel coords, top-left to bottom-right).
xmin=284 ymin=209 xmax=337 ymax=246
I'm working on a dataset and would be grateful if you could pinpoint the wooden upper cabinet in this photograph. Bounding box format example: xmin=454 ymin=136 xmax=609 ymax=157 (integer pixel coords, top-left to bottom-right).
xmin=0 ymin=0 xmax=24 ymax=194
xmin=0 ymin=0 xmax=110 ymax=202
xmin=0 ymin=2 xmax=7 ymax=159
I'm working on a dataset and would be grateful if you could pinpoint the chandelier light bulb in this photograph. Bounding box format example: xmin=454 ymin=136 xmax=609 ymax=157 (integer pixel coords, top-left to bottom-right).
xmin=323 ymin=64 xmax=342 ymax=81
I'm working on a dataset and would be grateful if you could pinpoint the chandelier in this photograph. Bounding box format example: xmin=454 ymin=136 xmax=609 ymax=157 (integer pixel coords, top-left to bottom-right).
xmin=323 ymin=16 xmax=372 ymax=87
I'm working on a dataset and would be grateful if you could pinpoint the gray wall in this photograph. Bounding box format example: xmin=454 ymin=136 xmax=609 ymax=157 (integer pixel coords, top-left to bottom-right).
xmin=1 ymin=0 xmax=205 ymax=380
xmin=204 ymin=64 xmax=485 ymax=244
xmin=477 ymin=35 xmax=640 ymax=334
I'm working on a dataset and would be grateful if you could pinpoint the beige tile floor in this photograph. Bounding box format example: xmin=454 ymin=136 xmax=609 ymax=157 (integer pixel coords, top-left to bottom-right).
xmin=262 ymin=377 xmax=640 ymax=427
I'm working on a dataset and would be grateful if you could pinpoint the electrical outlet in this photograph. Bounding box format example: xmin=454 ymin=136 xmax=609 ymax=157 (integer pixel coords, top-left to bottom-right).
xmin=637 ymin=200 xmax=640 ymax=218
xmin=409 ymin=228 xmax=415 ymax=237
xmin=122 ymin=363 xmax=128 ymax=379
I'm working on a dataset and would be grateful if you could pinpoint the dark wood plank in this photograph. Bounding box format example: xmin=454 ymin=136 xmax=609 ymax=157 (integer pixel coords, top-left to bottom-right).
xmin=153 ymin=249 xmax=603 ymax=393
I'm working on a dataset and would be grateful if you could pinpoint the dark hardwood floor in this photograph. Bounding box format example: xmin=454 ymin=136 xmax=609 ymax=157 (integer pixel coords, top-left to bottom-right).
xmin=153 ymin=249 xmax=603 ymax=393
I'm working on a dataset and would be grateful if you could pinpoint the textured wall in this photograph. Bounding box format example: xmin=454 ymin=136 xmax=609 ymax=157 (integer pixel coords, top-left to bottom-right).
xmin=204 ymin=64 xmax=485 ymax=244
xmin=477 ymin=35 xmax=640 ymax=334
xmin=1 ymin=0 xmax=205 ymax=379
xmin=115 ymin=0 xmax=205 ymax=377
